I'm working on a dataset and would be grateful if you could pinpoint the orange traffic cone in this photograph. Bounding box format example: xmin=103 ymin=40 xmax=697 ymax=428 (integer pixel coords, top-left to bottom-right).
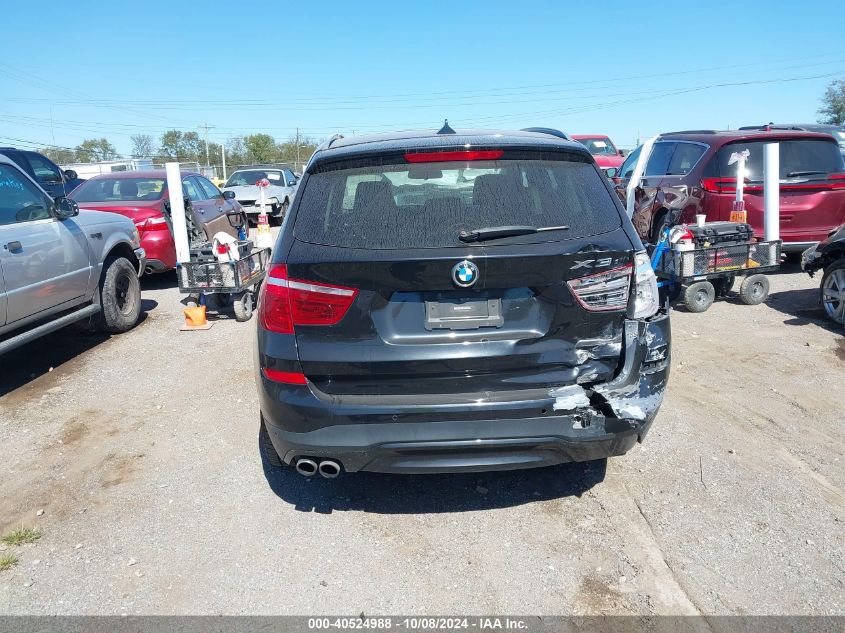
xmin=181 ymin=305 xmax=213 ymax=331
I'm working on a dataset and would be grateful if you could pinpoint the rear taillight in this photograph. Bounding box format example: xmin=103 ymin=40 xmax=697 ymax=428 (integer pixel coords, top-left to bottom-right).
xmin=829 ymin=173 xmax=845 ymax=189
xmin=567 ymin=265 xmax=632 ymax=312
xmin=404 ymin=149 xmax=504 ymax=163
xmin=700 ymin=177 xmax=739 ymax=193
xmin=259 ymin=264 xmax=358 ymax=334
xmin=135 ymin=216 xmax=168 ymax=232
xmin=629 ymin=251 xmax=660 ymax=319
xmin=703 ymin=173 xmax=845 ymax=193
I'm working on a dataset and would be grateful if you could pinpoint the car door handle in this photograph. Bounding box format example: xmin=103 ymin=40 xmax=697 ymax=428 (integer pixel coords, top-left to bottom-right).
xmin=4 ymin=241 xmax=22 ymax=252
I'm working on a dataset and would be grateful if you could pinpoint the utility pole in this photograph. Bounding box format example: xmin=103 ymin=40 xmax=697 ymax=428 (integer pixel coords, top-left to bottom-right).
xmin=221 ymin=144 xmax=227 ymax=180
xmin=199 ymin=123 xmax=214 ymax=169
xmin=295 ymin=127 xmax=301 ymax=172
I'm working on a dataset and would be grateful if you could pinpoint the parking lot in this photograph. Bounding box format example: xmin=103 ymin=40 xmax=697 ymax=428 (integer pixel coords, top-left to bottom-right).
xmin=0 ymin=230 xmax=842 ymax=615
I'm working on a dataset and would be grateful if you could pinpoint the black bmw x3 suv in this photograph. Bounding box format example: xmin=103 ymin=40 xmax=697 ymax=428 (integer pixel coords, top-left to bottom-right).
xmin=256 ymin=128 xmax=670 ymax=476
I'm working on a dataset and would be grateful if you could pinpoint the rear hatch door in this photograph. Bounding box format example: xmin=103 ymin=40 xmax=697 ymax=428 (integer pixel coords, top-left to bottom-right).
xmin=715 ymin=138 xmax=845 ymax=242
xmin=285 ymin=148 xmax=635 ymax=397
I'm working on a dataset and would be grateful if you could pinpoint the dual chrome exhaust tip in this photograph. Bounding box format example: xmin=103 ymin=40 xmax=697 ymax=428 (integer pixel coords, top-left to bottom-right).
xmin=295 ymin=458 xmax=341 ymax=478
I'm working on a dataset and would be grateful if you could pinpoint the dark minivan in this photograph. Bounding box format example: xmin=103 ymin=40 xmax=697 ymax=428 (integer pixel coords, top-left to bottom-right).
xmin=256 ymin=129 xmax=670 ymax=476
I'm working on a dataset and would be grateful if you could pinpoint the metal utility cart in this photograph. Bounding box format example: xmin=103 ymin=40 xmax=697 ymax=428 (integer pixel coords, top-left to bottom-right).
xmin=168 ymin=203 xmax=270 ymax=322
xmin=651 ymin=223 xmax=782 ymax=313
xmin=177 ymin=245 xmax=269 ymax=321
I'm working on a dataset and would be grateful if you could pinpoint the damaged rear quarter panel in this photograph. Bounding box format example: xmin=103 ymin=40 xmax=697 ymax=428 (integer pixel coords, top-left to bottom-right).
xmin=592 ymin=310 xmax=671 ymax=428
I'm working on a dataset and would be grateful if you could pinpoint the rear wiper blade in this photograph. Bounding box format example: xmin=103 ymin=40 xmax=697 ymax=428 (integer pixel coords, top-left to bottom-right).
xmin=458 ymin=225 xmax=569 ymax=243
xmin=786 ymin=170 xmax=827 ymax=177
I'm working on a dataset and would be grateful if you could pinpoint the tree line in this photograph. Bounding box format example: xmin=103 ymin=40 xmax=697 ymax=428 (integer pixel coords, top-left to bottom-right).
xmin=39 ymin=131 xmax=319 ymax=172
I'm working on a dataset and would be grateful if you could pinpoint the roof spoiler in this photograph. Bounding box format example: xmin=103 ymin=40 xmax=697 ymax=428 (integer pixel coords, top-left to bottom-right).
xmin=520 ymin=127 xmax=572 ymax=141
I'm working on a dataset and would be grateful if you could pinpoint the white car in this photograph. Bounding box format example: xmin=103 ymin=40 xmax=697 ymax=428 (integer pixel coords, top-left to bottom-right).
xmin=222 ymin=166 xmax=298 ymax=222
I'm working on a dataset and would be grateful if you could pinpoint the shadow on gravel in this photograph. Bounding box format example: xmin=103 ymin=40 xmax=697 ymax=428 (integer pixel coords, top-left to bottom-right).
xmin=141 ymin=270 xmax=178 ymax=290
xmin=767 ymin=286 xmax=842 ymax=334
xmin=0 ymin=305 xmax=157 ymax=398
xmin=260 ymin=436 xmax=606 ymax=514
xmin=0 ymin=328 xmax=111 ymax=398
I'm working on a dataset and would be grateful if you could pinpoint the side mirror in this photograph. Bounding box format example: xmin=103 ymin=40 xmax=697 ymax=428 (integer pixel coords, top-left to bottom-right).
xmin=54 ymin=196 xmax=79 ymax=219
xmin=605 ymin=167 xmax=618 ymax=178
xmin=223 ymin=190 xmax=236 ymax=200
xmin=64 ymin=169 xmax=78 ymax=181
xmin=618 ymin=150 xmax=625 ymax=157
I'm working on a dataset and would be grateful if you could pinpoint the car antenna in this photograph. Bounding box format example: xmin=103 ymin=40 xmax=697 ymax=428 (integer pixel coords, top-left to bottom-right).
xmin=437 ymin=119 xmax=455 ymax=135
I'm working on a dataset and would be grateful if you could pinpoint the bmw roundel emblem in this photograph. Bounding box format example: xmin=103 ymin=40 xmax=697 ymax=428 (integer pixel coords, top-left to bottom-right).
xmin=452 ymin=260 xmax=479 ymax=288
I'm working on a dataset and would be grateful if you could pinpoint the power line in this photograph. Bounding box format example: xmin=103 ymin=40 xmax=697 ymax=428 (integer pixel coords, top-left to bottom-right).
xmin=2 ymin=53 xmax=840 ymax=109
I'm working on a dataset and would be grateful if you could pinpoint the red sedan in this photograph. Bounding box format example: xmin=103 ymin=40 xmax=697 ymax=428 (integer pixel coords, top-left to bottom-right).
xmin=70 ymin=170 xmax=243 ymax=273
xmin=571 ymin=135 xmax=626 ymax=171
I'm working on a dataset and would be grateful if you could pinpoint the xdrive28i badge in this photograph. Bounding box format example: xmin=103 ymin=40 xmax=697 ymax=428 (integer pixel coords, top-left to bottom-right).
xmin=452 ymin=260 xmax=479 ymax=288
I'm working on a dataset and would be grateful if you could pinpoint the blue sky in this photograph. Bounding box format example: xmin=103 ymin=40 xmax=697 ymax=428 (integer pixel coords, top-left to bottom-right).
xmin=1 ymin=0 xmax=842 ymax=156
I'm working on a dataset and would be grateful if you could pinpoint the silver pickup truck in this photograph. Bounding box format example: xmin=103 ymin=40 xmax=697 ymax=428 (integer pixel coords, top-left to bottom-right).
xmin=0 ymin=154 xmax=146 ymax=355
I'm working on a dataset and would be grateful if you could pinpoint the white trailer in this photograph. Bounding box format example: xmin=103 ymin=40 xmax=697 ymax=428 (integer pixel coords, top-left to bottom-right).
xmin=61 ymin=158 xmax=154 ymax=178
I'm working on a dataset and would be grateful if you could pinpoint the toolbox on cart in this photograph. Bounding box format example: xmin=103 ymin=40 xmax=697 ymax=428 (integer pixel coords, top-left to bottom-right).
xmin=686 ymin=222 xmax=754 ymax=247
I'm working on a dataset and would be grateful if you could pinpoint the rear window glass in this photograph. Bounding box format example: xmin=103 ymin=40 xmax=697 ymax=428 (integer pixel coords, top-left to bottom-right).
xmin=293 ymin=158 xmax=622 ymax=249
xmin=70 ymin=178 xmax=165 ymax=202
xmin=715 ymin=139 xmax=845 ymax=182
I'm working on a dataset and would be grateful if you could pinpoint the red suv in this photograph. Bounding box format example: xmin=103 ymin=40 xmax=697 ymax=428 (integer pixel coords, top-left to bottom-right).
xmin=610 ymin=130 xmax=845 ymax=250
xmin=572 ymin=135 xmax=626 ymax=171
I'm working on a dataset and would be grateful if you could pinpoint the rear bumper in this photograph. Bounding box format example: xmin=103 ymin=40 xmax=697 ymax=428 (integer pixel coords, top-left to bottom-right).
xmin=140 ymin=231 xmax=176 ymax=270
xmin=259 ymin=312 xmax=670 ymax=474
xmin=240 ymin=204 xmax=281 ymax=215
xmin=782 ymin=240 xmax=818 ymax=254
xmin=264 ymin=416 xmax=648 ymax=473
xmin=143 ymin=259 xmax=171 ymax=273
xmin=133 ymin=247 xmax=146 ymax=277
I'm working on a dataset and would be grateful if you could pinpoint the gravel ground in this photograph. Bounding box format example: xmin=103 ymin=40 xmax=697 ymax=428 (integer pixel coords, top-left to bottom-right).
xmin=0 ymin=247 xmax=842 ymax=616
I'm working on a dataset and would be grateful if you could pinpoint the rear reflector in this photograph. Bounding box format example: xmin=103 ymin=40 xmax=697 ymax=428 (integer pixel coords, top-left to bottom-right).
xmin=261 ymin=368 xmax=307 ymax=384
xmin=404 ymin=149 xmax=504 ymax=163
xmin=259 ymin=264 xmax=359 ymax=334
xmin=567 ymin=265 xmax=632 ymax=312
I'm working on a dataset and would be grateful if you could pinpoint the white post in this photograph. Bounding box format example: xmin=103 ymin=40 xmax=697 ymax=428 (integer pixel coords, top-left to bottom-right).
xmin=255 ymin=178 xmax=273 ymax=249
xmin=626 ymin=134 xmax=660 ymax=219
xmin=165 ymin=162 xmax=190 ymax=264
xmin=221 ymin=145 xmax=227 ymax=180
xmin=735 ymin=159 xmax=745 ymax=205
xmin=763 ymin=143 xmax=780 ymax=242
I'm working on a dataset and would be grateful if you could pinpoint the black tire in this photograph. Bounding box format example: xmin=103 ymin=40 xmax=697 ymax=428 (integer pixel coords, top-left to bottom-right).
xmin=649 ymin=209 xmax=668 ymax=245
xmin=712 ymin=274 xmax=736 ymax=297
xmin=259 ymin=421 xmax=284 ymax=469
xmin=739 ymin=274 xmax=769 ymax=305
xmin=277 ymin=199 xmax=289 ymax=220
xmin=658 ymin=282 xmax=682 ymax=305
xmin=820 ymin=259 xmax=845 ymax=325
xmin=97 ymin=257 xmax=141 ymax=333
xmin=683 ymin=281 xmax=715 ymax=313
xmin=233 ymin=290 xmax=254 ymax=322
